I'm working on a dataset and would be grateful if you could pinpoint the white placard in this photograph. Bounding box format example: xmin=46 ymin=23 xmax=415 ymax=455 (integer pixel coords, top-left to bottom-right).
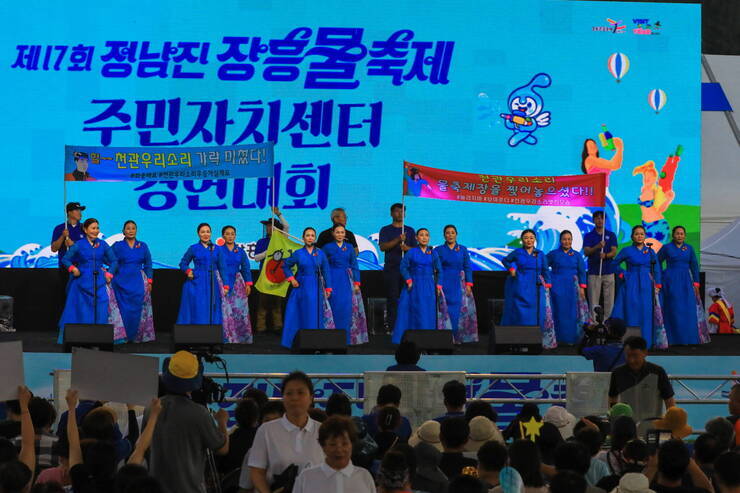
xmin=71 ymin=348 xmax=158 ymax=406
xmin=0 ymin=341 xmax=24 ymax=401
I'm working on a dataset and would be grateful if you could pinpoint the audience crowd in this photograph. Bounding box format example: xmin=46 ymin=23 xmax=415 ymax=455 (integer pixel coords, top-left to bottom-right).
xmin=0 ymin=339 xmax=738 ymax=493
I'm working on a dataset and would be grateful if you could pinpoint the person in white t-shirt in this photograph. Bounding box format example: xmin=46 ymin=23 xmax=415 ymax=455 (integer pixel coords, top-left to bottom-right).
xmin=248 ymin=371 xmax=324 ymax=493
xmin=293 ymin=415 xmax=376 ymax=493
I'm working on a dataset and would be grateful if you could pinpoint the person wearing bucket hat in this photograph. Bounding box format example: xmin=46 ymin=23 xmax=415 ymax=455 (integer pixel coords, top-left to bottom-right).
xmin=409 ymin=420 xmax=444 ymax=452
xmin=610 ymin=472 xmax=655 ymax=493
xmin=144 ymin=351 xmax=230 ymax=493
xmin=464 ymin=416 xmax=504 ymax=454
xmin=543 ymin=405 xmax=577 ymax=440
xmin=652 ymin=407 xmax=692 ymax=440
xmin=609 ymin=403 xmax=634 ymax=420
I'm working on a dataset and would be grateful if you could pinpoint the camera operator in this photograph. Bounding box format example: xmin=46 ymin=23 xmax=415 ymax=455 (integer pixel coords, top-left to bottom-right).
xmin=143 ymin=350 xmax=230 ymax=493
xmin=577 ymin=309 xmax=627 ymax=372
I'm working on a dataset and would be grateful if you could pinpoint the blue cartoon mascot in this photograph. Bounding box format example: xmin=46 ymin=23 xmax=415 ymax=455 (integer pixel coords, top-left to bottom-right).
xmin=500 ymin=73 xmax=552 ymax=147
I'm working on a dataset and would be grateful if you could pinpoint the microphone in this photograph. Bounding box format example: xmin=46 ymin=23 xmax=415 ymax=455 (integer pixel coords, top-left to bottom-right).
xmin=207 ymin=241 xmax=214 ymax=251
xmin=645 ymin=242 xmax=654 ymax=248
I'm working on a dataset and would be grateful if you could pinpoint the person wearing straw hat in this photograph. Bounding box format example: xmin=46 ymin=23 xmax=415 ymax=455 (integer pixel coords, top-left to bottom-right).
xmin=652 ymin=407 xmax=692 ymax=441
xmin=465 ymin=416 xmax=504 ymax=455
xmin=543 ymin=405 xmax=577 ymax=440
xmin=409 ymin=420 xmax=444 ymax=452
xmin=609 ymin=473 xmax=655 ymax=493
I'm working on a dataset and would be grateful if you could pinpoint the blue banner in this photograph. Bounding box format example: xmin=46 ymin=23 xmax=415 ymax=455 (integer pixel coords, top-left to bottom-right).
xmin=64 ymin=143 xmax=274 ymax=182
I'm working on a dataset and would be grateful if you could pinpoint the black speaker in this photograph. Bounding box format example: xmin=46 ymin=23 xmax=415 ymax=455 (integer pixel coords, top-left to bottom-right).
xmin=292 ymin=329 xmax=347 ymax=354
xmin=402 ymin=330 xmax=454 ymax=355
xmin=623 ymin=326 xmax=642 ymax=341
xmin=488 ymin=325 xmax=542 ymax=354
xmin=173 ymin=324 xmax=223 ymax=353
xmin=63 ymin=324 xmax=114 ymax=353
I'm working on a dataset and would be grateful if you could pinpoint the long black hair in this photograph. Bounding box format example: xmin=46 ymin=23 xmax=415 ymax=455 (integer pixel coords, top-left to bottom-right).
xmin=581 ymin=139 xmax=598 ymax=173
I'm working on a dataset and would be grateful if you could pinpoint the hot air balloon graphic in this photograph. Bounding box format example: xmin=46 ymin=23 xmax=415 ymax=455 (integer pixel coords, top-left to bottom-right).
xmin=648 ymin=89 xmax=667 ymax=113
xmin=607 ymin=52 xmax=630 ymax=82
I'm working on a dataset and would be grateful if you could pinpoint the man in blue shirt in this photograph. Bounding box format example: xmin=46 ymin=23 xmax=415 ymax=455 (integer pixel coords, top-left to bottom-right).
xmin=582 ymin=210 xmax=618 ymax=319
xmin=51 ymin=202 xmax=86 ymax=295
xmin=378 ymin=203 xmax=417 ymax=331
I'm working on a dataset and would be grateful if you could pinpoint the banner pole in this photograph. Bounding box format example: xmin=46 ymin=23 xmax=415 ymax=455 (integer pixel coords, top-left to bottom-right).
xmin=597 ymin=209 xmax=606 ymax=278
xmin=270 ymin=166 xmax=276 ymax=230
xmin=63 ymin=180 xmax=68 ymax=232
xmin=401 ymin=178 xmax=406 ymax=259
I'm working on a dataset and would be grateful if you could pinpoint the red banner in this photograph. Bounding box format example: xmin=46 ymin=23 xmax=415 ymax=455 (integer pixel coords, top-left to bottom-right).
xmin=403 ymin=161 xmax=606 ymax=207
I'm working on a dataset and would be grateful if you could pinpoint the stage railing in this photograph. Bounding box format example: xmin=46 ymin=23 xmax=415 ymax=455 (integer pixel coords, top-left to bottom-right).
xmin=206 ymin=372 xmax=736 ymax=406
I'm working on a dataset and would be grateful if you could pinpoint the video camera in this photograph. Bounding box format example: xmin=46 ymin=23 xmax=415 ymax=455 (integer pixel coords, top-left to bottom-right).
xmin=191 ymin=351 xmax=228 ymax=406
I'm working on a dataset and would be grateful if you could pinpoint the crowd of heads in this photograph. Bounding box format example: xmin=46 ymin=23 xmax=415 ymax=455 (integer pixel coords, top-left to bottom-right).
xmin=0 ymin=361 xmax=738 ymax=493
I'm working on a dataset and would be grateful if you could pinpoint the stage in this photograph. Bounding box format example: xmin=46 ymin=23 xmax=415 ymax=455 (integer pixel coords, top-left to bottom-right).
xmin=4 ymin=330 xmax=737 ymax=356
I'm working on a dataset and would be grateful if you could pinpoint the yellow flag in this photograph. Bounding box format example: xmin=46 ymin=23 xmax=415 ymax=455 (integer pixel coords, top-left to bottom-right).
xmin=255 ymin=231 xmax=302 ymax=297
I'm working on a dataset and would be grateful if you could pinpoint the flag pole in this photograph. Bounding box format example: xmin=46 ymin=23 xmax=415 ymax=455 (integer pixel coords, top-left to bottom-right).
xmin=401 ymin=161 xmax=406 ymax=258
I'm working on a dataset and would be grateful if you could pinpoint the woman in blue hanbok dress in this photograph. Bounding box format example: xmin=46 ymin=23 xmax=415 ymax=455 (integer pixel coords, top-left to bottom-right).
xmin=436 ymin=225 xmax=478 ymax=344
xmin=502 ymin=229 xmax=556 ymax=348
xmin=392 ymin=228 xmax=450 ymax=344
xmin=546 ymin=230 xmax=589 ymax=345
xmin=58 ymin=218 xmax=119 ymax=343
xmin=281 ymin=227 xmax=334 ymax=348
xmin=177 ymin=223 xmax=226 ymax=326
xmin=322 ymin=224 xmax=368 ymax=345
xmin=218 ymin=225 xmax=254 ymax=344
xmin=111 ymin=220 xmax=154 ymax=343
xmin=612 ymin=225 xmax=668 ymax=348
xmin=657 ymin=225 xmax=708 ymax=345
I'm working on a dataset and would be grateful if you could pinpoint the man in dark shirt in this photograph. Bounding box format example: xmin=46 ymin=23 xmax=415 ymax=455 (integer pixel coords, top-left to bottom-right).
xmin=433 ymin=380 xmax=467 ymax=423
xmin=361 ymin=384 xmax=412 ymax=441
xmin=315 ymin=208 xmax=359 ymax=253
xmin=386 ymin=340 xmax=425 ymax=371
xmin=51 ymin=202 xmax=86 ymax=298
xmin=583 ymin=210 xmax=618 ymax=319
xmin=714 ymin=451 xmax=740 ymax=493
xmin=727 ymin=383 xmax=740 ymax=426
xmin=438 ymin=417 xmax=477 ymax=479
xmin=378 ymin=203 xmax=417 ymax=330
xmin=609 ymin=337 xmax=675 ymax=421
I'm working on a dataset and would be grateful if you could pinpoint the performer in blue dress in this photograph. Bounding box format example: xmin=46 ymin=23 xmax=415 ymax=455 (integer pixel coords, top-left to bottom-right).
xmin=111 ymin=220 xmax=154 ymax=343
xmin=218 ymin=225 xmax=254 ymax=344
xmin=322 ymin=224 xmax=368 ymax=345
xmin=58 ymin=218 xmax=119 ymax=343
xmin=546 ymin=230 xmax=588 ymax=345
xmin=177 ymin=223 xmax=226 ymax=326
xmin=502 ymin=229 xmax=556 ymax=348
xmin=392 ymin=228 xmax=449 ymax=344
xmin=436 ymin=225 xmax=478 ymax=344
xmin=282 ymin=227 xmax=334 ymax=348
xmin=612 ymin=225 xmax=667 ymax=348
xmin=657 ymin=225 xmax=706 ymax=345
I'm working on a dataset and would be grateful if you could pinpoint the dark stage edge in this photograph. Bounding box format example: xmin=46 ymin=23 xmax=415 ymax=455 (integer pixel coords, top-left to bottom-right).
xmin=3 ymin=331 xmax=739 ymax=356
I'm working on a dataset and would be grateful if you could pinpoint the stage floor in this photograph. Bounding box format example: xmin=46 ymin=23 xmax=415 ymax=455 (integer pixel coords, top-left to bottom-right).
xmin=3 ymin=331 xmax=739 ymax=356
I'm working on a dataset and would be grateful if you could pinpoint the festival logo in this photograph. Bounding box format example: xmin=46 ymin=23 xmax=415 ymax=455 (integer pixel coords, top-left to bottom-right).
xmin=633 ymin=18 xmax=662 ymax=35
xmin=592 ymin=18 xmax=626 ymax=33
xmin=500 ymin=73 xmax=551 ymax=147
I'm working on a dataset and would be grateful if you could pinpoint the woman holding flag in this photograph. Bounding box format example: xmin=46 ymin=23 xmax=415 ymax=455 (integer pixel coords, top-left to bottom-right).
xmin=658 ymin=225 xmax=708 ymax=345
xmin=501 ymin=229 xmax=556 ymax=348
xmin=177 ymin=223 xmax=227 ymax=327
xmin=111 ymin=220 xmax=154 ymax=343
xmin=547 ymin=230 xmax=589 ymax=345
xmin=612 ymin=225 xmax=668 ymax=348
xmin=392 ymin=228 xmax=450 ymax=344
xmin=436 ymin=224 xmax=478 ymax=344
xmin=322 ymin=224 xmax=368 ymax=345
xmin=281 ymin=227 xmax=334 ymax=348
xmin=218 ymin=225 xmax=254 ymax=344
